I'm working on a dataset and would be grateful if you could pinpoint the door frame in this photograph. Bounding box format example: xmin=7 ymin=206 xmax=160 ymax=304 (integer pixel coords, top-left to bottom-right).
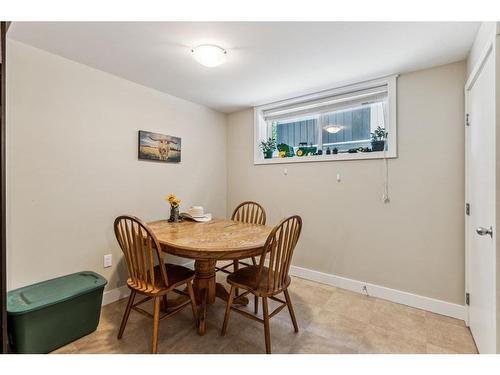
xmin=464 ymin=38 xmax=495 ymax=331
xmin=0 ymin=20 xmax=10 ymax=354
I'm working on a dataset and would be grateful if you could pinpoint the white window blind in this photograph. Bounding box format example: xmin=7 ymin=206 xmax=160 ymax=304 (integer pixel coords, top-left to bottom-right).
xmin=262 ymin=84 xmax=388 ymax=123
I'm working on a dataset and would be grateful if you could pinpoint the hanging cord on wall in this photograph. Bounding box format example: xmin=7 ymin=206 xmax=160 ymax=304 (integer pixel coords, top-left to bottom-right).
xmin=383 ymin=154 xmax=390 ymax=203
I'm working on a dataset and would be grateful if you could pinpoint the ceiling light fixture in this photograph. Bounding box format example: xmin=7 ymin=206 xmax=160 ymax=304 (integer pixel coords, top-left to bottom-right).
xmin=191 ymin=44 xmax=227 ymax=67
xmin=324 ymin=125 xmax=343 ymax=134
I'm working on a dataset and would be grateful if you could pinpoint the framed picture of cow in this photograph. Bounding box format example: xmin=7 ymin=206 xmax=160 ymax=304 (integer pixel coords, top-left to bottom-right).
xmin=138 ymin=130 xmax=181 ymax=163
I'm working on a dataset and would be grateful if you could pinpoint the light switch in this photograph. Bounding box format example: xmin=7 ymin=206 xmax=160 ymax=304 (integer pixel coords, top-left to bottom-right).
xmin=104 ymin=254 xmax=112 ymax=268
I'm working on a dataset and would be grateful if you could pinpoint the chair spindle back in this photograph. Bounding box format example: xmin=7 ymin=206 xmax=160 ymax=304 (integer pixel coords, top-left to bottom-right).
xmin=231 ymin=201 xmax=266 ymax=225
xmin=257 ymin=215 xmax=302 ymax=292
xmin=114 ymin=215 xmax=169 ymax=290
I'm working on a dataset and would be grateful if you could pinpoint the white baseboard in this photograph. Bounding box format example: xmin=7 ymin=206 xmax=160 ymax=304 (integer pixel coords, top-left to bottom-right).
xmin=289 ymin=265 xmax=467 ymax=321
xmin=100 ymin=261 xmax=467 ymax=321
xmin=102 ymin=284 xmax=130 ymax=306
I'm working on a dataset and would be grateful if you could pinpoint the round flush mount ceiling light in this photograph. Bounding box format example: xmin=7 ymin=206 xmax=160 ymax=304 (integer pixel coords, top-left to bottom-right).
xmin=324 ymin=125 xmax=343 ymax=134
xmin=191 ymin=45 xmax=227 ymax=67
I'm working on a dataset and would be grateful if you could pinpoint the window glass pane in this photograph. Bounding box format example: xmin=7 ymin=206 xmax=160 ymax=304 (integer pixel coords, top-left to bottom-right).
xmin=275 ymin=117 xmax=318 ymax=148
xmin=322 ymin=100 xmax=386 ymax=153
xmin=268 ymin=99 xmax=388 ymax=157
xmin=259 ymin=82 xmax=392 ymax=161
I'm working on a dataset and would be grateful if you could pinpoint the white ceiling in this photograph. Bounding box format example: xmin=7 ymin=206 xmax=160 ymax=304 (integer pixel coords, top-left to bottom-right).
xmin=9 ymin=22 xmax=480 ymax=113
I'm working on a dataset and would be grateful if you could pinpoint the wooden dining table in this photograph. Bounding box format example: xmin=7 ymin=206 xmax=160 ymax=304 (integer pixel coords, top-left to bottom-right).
xmin=147 ymin=218 xmax=273 ymax=335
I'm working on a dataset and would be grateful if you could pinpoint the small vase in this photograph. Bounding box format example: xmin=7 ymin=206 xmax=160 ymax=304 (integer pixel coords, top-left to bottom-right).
xmin=168 ymin=206 xmax=181 ymax=223
xmin=371 ymin=140 xmax=385 ymax=152
xmin=264 ymin=150 xmax=274 ymax=159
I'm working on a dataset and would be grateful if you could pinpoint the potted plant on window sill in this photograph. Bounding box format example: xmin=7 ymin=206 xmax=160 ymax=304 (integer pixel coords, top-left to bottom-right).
xmin=260 ymin=138 xmax=277 ymax=159
xmin=371 ymin=126 xmax=388 ymax=152
xmin=277 ymin=143 xmax=294 ymax=158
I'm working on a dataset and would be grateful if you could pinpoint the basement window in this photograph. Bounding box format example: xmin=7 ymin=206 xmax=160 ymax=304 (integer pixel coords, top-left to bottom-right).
xmin=254 ymin=75 xmax=398 ymax=164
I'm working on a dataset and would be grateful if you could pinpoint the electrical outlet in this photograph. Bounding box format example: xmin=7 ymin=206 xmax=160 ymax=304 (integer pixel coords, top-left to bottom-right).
xmin=104 ymin=254 xmax=112 ymax=268
xmin=362 ymin=285 xmax=369 ymax=295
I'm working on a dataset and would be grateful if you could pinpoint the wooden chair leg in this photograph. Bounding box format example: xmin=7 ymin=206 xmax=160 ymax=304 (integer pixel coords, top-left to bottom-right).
xmin=186 ymin=280 xmax=198 ymax=325
xmin=221 ymin=285 xmax=235 ymax=336
xmin=161 ymin=295 xmax=168 ymax=311
xmin=284 ymin=288 xmax=299 ymax=333
xmin=254 ymin=295 xmax=259 ymax=314
xmin=251 ymin=256 xmax=257 ymax=266
xmin=151 ymin=297 xmax=161 ymax=354
xmin=262 ymin=296 xmax=271 ymax=354
xmin=233 ymin=260 xmax=239 ymax=296
xmin=117 ymin=290 xmax=136 ymax=339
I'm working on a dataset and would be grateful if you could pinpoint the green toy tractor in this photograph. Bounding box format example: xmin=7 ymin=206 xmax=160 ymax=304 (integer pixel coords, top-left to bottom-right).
xmin=295 ymin=142 xmax=317 ymax=157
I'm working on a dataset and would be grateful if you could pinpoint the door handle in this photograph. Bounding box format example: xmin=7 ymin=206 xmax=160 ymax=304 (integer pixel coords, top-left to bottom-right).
xmin=476 ymin=226 xmax=493 ymax=238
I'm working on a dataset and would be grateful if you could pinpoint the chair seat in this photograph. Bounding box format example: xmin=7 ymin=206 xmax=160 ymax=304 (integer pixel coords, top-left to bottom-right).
xmin=227 ymin=265 xmax=291 ymax=294
xmin=127 ymin=263 xmax=195 ymax=294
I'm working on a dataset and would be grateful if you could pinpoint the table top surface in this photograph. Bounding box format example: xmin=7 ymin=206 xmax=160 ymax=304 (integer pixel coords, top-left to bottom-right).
xmin=147 ymin=218 xmax=273 ymax=259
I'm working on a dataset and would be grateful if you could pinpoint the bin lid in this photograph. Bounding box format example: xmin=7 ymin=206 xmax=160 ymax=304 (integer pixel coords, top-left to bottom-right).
xmin=7 ymin=271 xmax=107 ymax=316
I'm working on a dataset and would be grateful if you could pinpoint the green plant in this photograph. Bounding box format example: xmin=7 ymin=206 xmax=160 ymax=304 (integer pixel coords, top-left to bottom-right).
xmin=371 ymin=126 xmax=388 ymax=141
xmin=259 ymin=138 xmax=277 ymax=153
xmin=277 ymin=143 xmax=294 ymax=157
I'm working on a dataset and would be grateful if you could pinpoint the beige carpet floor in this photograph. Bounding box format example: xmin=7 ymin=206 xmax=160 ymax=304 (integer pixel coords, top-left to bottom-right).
xmin=53 ymin=275 xmax=478 ymax=354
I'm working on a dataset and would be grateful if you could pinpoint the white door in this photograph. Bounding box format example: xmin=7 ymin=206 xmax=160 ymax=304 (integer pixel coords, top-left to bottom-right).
xmin=466 ymin=46 xmax=496 ymax=354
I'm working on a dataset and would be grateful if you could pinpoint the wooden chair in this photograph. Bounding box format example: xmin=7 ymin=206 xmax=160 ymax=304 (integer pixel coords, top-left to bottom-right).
xmin=114 ymin=215 xmax=198 ymax=354
xmin=216 ymin=201 xmax=266 ymax=274
xmin=221 ymin=215 xmax=302 ymax=354
xmin=215 ymin=201 xmax=267 ymax=312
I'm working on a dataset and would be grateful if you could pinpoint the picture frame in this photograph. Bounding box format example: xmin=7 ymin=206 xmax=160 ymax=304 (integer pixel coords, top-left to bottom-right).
xmin=138 ymin=130 xmax=181 ymax=163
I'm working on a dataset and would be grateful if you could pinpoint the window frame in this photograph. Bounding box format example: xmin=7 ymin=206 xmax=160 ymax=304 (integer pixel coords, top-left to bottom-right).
xmin=253 ymin=75 xmax=398 ymax=165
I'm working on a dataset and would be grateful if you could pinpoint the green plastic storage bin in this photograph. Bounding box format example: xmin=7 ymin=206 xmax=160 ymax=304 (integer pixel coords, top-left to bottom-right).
xmin=7 ymin=271 xmax=107 ymax=353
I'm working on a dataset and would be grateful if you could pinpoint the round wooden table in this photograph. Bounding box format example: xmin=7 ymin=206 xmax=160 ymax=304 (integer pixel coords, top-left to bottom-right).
xmin=148 ymin=218 xmax=272 ymax=335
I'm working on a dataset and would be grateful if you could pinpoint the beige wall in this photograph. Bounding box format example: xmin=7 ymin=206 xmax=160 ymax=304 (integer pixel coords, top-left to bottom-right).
xmin=5 ymin=38 xmax=468 ymax=307
xmin=6 ymin=40 xmax=227 ymax=291
xmin=227 ymin=61 xmax=466 ymax=304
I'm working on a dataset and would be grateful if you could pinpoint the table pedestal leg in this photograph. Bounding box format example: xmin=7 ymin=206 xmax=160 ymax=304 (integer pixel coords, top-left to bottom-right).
xmin=192 ymin=258 xmax=251 ymax=335
xmin=193 ymin=259 xmax=216 ymax=335
xmin=233 ymin=260 xmax=239 ymax=297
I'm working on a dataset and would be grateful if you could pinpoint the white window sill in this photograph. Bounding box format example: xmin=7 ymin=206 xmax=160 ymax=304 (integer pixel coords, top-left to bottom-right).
xmin=254 ymin=150 xmax=397 ymax=165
